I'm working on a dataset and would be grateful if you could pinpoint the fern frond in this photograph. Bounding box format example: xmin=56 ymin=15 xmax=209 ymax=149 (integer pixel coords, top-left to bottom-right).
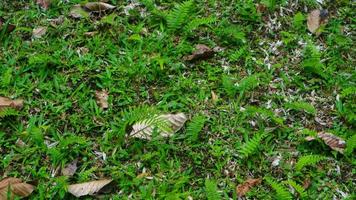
xmin=285 ymin=180 xmax=307 ymax=199
xmin=284 ymin=101 xmax=316 ymax=115
xmin=186 ymin=115 xmax=207 ymax=142
xmin=166 ymin=0 xmax=195 ymax=32
xmin=265 ymin=177 xmax=292 ymax=200
xmin=184 ymin=16 xmax=216 ymax=32
xmin=295 ymin=155 xmax=326 ymax=171
xmin=345 ymin=134 xmax=356 ymax=155
xmin=239 ymin=132 xmax=266 ymax=158
xmin=0 ymin=108 xmax=18 ymax=118
xmin=205 ymin=179 xmax=221 ymax=200
xmin=119 ymin=106 xmax=161 ymax=133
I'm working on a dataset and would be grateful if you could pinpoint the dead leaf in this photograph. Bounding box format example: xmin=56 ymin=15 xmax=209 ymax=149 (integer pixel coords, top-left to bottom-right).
xmin=32 ymin=27 xmax=47 ymax=38
xmin=69 ymin=5 xmax=89 ymax=19
xmin=307 ymin=9 xmax=328 ymax=34
xmin=84 ymin=31 xmax=98 ymax=37
xmin=302 ymin=178 xmax=311 ymax=189
xmin=68 ymin=179 xmax=112 ymax=197
xmin=62 ymin=160 xmax=78 ymax=177
xmin=0 ymin=17 xmax=16 ymax=34
xmin=0 ymin=96 xmax=23 ymax=109
xmin=236 ymin=178 xmax=262 ymax=197
xmin=305 ymin=132 xmax=345 ymax=153
xmin=0 ymin=177 xmax=35 ymax=199
xmin=49 ymin=16 xmax=64 ymax=27
xmin=84 ymin=2 xmax=116 ymax=12
xmin=130 ymin=113 xmax=187 ymax=140
xmin=211 ymin=91 xmax=218 ymax=103
xmin=95 ymin=90 xmax=109 ymax=109
xmin=36 ymin=0 xmax=50 ymax=10
xmin=184 ymin=44 xmax=214 ymax=61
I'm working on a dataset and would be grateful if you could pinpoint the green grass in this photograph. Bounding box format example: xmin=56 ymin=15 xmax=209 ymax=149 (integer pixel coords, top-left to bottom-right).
xmin=0 ymin=0 xmax=355 ymax=199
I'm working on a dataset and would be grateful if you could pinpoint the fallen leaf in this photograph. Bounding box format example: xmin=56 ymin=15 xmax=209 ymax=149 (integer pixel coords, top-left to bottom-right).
xmin=32 ymin=26 xmax=47 ymax=38
xmin=307 ymin=9 xmax=328 ymax=34
xmin=0 ymin=17 xmax=16 ymax=34
xmin=0 ymin=96 xmax=23 ymax=109
xmin=69 ymin=5 xmax=89 ymax=19
xmin=95 ymin=90 xmax=109 ymax=109
xmin=68 ymin=179 xmax=112 ymax=197
xmin=84 ymin=31 xmax=98 ymax=37
xmin=305 ymin=132 xmax=346 ymax=153
xmin=0 ymin=177 xmax=35 ymax=199
xmin=184 ymin=44 xmax=214 ymax=61
xmin=236 ymin=178 xmax=262 ymax=197
xmin=49 ymin=16 xmax=64 ymax=27
xmin=84 ymin=2 xmax=116 ymax=12
xmin=36 ymin=0 xmax=51 ymax=10
xmin=130 ymin=113 xmax=187 ymax=140
xmin=302 ymin=178 xmax=311 ymax=189
xmin=211 ymin=91 xmax=218 ymax=103
xmin=62 ymin=160 xmax=78 ymax=177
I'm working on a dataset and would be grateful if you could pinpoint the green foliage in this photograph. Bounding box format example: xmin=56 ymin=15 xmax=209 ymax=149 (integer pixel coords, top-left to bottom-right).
xmin=285 ymin=180 xmax=307 ymax=199
xmin=0 ymin=108 xmax=18 ymax=118
xmin=345 ymin=134 xmax=356 ymax=155
xmin=302 ymin=44 xmax=327 ymax=79
xmin=336 ymin=86 xmax=356 ymax=124
xmin=205 ymin=179 xmax=221 ymax=200
xmin=239 ymin=132 xmax=266 ymax=158
xmin=184 ymin=17 xmax=216 ymax=33
xmin=186 ymin=115 xmax=207 ymax=142
xmin=265 ymin=177 xmax=292 ymax=200
xmin=166 ymin=0 xmax=195 ymax=32
xmin=245 ymin=106 xmax=284 ymax=125
xmin=295 ymin=155 xmax=326 ymax=171
xmin=293 ymin=12 xmax=305 ymax=30
xmin=284 ymin=101 xmax=316 ymax=115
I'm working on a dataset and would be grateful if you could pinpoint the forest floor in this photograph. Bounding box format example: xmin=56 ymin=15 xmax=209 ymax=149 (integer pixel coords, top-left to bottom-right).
xmin=0 ymin=0 xmax=355 ymax=199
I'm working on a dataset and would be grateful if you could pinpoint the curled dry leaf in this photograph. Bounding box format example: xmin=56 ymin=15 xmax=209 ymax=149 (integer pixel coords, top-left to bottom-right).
xmin=0 ymin=96 xmax=23 ymax=109
xmin=84 ymin=2 xmax=116 ymax=12
xmin=211 ymin=91 xmax=218 ymax=103
xmin=0 ymin=17 xmax=16 ymax=34
xmin=95 ymin=90 xmax=109 ymax=109
xmin=62 ymin=159 xmax=78 ymax=177
xmin=130 ymin=113 xmax=187 ymax=140
xmin=236 ymin=178 xmax=262 ymax=197
xmin=68 ymin=179 xmax=112 ymax=197
xmin=0 ymin=177 xmax=35 ymax=199
xmin=36 ymin=0 xmax=51 ymax=10
xmin=307 ymin=9 xmax=328 ymax=34
xmin=184 ymin=44 xmax=214 ymax=61
xmin=49 ymin=16 xmax=64 ymax=27
xmin=32 ymin=26 xmax=47 ymax=38
xmin=305 ymin=132 xmax=346 ymax=153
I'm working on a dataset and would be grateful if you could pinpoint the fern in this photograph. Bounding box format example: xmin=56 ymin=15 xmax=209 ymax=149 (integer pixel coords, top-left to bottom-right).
xmin=284 ymin=101 xmax=316 ymax=115
xmin=302 ymin=44 xmax=326 ymax=79
xmin=186 ymin=115 xmax=207 ymax=142
xmin=166 ymin=0 xmax=195 ymax=32
xmin=265 ymin=177 xmax=292 ymax=200
xmin=295 ymin=155 xmax=326 ymax=171
xmin=345 ymin=134 xmax=356 ymax=155
xmin=119 ymin=106 xmax=170 ymax=135
xmin=0 ymin=108 xmax=18 ymax=118
xmin=184 ymin=16 xmax=216 ymax=32
xmin=285 ymin=180 xmax=307 ymax=199
xmin=239 ymin=132 xmax=266 ymax=158
xmin=205 ymin=179 xmax=221 ymax=200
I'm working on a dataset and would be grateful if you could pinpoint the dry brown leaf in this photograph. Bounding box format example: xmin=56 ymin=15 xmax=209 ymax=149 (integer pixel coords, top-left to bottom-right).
xmin=68 ymin=179 xmax=112 ymax=197
xmin=0 ymin=96 xmax=23 ymax=109
xmin=305 ymin=132 xmax=345 ymax=153
xmin=49 ymin=16 xmax=64 ymax=27
xmin=307 ymin=9 xmax=328 ymax=34
xmin=130 ymin=113 xmax=187 ymax=140
xmin=211 ymin=91 xmax=218 ymax=103
xmin=62 ymin=160 xmax=78 ymax=177
xmin=84 ymin=2 xmax=116 ymax=12
xmin=36 ymin=0 xmax=51 ymax=10
xmin=84 ymin=31 xmax=98 ymax=37
xmin=32 ymin=26 xmax=47 ymax=38
xmin=95 ymin=90 xmax=109 ymax=109
xmin=236 ymin=178 xmax=261 ymax=197
xmin=303 ymin=178 xmax=311 ymax=189
xmin=0 ymin=177 xmax=35 ymax=199
xmin=184 ymin=44 xmax=214 ymax=61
